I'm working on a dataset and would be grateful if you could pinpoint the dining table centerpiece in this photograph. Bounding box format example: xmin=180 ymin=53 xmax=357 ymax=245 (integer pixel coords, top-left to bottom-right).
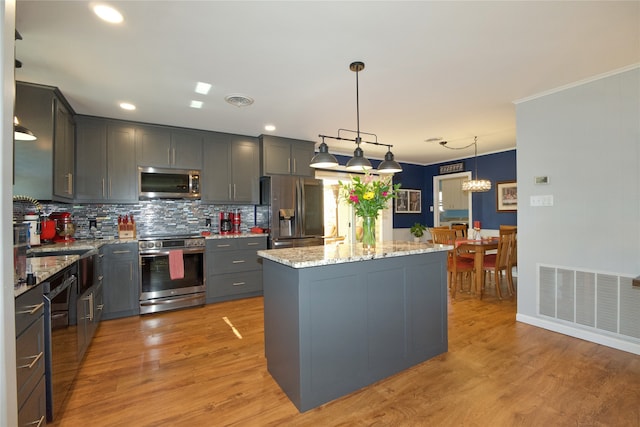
xmin=339 ymin=171 xmax=400 ymax=250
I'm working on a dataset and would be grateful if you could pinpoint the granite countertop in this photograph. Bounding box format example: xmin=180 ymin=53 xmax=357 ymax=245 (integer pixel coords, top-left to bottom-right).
xmin=14 ymin=254 xmax=80 ymax=298
xmin=257 ymin=240 xmax=452 ymax=269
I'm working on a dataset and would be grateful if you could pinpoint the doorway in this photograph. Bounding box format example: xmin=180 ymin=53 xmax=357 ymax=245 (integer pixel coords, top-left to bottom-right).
xmin=315 ymin=170 xmax=393 ymax=244
xmin=433 ymin=171 xmax=472 ymax=228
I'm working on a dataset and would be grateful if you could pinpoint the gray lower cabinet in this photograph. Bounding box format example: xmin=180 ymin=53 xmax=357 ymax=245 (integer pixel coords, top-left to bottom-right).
xmin=259 ymin=134 xmax=315 ymax=177
xmin=75 ymin=116 xmax=138 ymax=203
xmin=76 ymin=279 xmax=103 ymax=361
xmin=206 ymin=237 xmax=266 ymax=303
xmin=202 ymin=133 xmax=259 ymax=204
xmin=102 ymin=243 xmax=140 ymax=320
xmin=15 ymin=283 xmax=46 ymax=426
xmin=136 ymin=125 xmax=203 ymax=170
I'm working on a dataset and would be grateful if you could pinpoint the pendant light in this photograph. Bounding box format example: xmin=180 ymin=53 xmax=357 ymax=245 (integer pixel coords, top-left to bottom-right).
xmin=310 ymin=137 xmax=339 ymax=168
xmin=313 ymin=61 xmax=402 ymax=174
xmin=440 ymin=136 xmax=491 ymax=192
xmin=14 ymin=116 xmax=36 ymax=141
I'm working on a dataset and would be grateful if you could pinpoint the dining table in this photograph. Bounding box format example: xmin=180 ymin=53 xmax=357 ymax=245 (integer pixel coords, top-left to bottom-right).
xmin=455 ymin=237 xmax=499 ymax=296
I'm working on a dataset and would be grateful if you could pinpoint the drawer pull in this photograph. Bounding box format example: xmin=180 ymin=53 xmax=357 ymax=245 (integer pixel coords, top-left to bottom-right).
xmin=232 ymin=260 xmax=246 ymax=264
xmin=247 ymin=242 xmax=259 ymax=246
xmin=17 ymin=302 xmax=45 ymax=316
xmin=18 ymin=351 xmax=43 ymax=370
xmin=112 ymin=250 xmax=131 ymax=254
xmin=216 ymin=244 xmax=232 ymax=248
xmin=26 ymin=415 xmax=45 ymax=427
xmin=232 ymin=282 xmax=246 ymax=286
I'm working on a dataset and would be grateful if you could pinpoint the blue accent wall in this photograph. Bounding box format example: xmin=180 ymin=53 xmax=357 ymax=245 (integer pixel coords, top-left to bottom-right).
xmin=328 ymin=149 xmax=516 ymax=230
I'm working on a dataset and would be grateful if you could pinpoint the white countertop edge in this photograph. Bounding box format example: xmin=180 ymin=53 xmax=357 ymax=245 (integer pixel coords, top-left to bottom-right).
xmin=258 ymin=241 xmax=452 ymax=269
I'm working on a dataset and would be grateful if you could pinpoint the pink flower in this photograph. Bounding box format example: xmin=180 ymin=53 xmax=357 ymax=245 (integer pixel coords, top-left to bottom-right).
xmin=350 ymin=195 xmax=359 ymax=203
xmin=382 ymin=191 xmax=388 ymax=197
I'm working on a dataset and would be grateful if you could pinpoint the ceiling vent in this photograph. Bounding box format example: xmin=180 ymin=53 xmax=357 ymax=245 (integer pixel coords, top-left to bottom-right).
xmin=225 ymin=94 xmax=254 ymax=108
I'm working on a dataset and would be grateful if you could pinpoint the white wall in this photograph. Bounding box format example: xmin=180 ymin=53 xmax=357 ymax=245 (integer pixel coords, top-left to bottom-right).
xmin=2 ymin=1 xmax=18 ymax=425
xmin=515 ymin=65 xmax=640 ymax=353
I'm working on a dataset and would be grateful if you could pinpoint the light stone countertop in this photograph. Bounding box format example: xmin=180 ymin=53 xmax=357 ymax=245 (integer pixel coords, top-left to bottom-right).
xmin=257 ymin=240 xmax=452 ymax=269
xmin=15 ymin=254 xmax=80 ymax=298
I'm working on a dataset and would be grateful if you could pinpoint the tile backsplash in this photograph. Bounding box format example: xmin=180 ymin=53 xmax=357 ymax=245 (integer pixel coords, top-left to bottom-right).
xmin=36 ymin=200 xmax=269 ymax=239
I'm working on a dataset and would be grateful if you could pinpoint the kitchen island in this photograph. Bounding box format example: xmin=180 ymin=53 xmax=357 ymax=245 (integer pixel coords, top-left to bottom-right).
xmin=257 ymin=241 xmax=451 ymax=412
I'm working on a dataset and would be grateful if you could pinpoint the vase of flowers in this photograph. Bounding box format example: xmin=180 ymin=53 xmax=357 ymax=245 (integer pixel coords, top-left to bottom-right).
xmin=339 ymin=171 xmax=400 ymax=250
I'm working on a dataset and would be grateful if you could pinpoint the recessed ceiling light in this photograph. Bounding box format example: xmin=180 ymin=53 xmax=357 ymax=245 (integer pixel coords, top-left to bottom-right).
xmin=190 ymin=100 xmax=203 ymax=109
xmin=93 ymin=4 xmax=123 ymax=24
xmin=225 ymin=94 xmax=254 ymax=108
xmin=120 ymin=102 xmax=136 ymax=111
xmin=264 ymin=125 xmax=276 ymax=132
xmin=195 ymin=82 xmax=212 ymax=95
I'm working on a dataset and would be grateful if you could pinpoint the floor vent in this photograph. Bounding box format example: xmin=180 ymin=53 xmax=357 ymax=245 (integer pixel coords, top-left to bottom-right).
xmin=538 ymin=265 xmax=640 ymax=340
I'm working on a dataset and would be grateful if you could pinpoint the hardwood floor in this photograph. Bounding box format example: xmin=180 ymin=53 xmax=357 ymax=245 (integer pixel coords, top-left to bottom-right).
xmin=53 ymin=284 xmax=640 ymax=426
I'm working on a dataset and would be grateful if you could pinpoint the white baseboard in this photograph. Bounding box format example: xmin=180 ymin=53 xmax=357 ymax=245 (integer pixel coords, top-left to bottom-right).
xmin=516 ymin=313 xmax=640 ymax=356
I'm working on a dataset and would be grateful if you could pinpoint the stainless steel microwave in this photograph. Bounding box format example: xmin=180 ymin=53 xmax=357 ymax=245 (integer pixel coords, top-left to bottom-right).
xmin=139 ymin=167 xmax=200 ymax=199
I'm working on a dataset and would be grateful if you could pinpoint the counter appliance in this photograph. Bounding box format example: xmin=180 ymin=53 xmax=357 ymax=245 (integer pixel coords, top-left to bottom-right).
xmin=260 ymin=176 xmax=324 ymax=248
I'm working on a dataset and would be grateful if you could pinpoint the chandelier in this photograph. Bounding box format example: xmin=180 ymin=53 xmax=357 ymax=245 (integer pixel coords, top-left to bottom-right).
xmin=440 ymin=136 xmax=491 ymax=192
xmin=311 ymin=61 xmax=402 ymax=174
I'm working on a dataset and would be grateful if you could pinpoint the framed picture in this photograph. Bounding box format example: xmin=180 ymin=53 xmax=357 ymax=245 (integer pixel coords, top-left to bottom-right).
xmin=496 ymin=181 xmax=517 ymax=212
xmin=395 ymin=189 xmax=421 ymax=213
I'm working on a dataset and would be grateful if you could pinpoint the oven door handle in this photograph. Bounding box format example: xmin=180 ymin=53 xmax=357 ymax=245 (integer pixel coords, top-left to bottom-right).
xmin=140 ymin=294 xmax=205 ymax=307
xmin=139 ymin=248 xmax=204 ymax=256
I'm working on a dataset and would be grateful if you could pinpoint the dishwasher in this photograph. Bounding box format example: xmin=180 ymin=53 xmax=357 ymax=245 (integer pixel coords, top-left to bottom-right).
xmin=42 ymin=261 xmax=78 ymax=423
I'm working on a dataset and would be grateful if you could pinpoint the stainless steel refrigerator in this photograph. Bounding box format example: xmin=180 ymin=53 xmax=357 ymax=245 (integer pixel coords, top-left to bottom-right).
xmin=260 ymin=176 xmax=324 ymax=248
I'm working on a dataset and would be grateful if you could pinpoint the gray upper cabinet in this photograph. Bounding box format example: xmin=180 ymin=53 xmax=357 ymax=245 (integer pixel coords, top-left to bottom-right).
xmin=53 ymin=100 xmax=75 ymax=201
xmin=202 ymin=133 xmax=259 ymax=204
xmin=259 ymin=135 xmax=315 ymax=177
xmin=14 ymin=82 xmax=75 ymax=202
xmin=136 ymin=125 xmax=202 ymax=170
xmin=75 ymin=116 xmax=138 ymax=203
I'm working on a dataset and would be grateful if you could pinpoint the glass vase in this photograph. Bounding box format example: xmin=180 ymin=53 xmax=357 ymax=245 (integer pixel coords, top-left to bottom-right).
xmin=361 ymin=215 xmax=376 ymax=250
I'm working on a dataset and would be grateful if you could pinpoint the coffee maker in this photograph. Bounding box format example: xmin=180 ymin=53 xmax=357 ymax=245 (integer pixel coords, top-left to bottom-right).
xmin=219 ymin=212 xmax=232 ymax=235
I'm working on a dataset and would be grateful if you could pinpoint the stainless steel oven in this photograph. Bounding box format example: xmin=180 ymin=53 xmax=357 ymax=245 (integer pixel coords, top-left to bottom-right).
xmin=139 ymin=236 xmax=206 ymax=314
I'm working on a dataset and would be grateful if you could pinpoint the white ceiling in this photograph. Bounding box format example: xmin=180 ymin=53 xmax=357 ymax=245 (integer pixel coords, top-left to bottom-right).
xmin=14 ymin=1 xmax=640 ymax=165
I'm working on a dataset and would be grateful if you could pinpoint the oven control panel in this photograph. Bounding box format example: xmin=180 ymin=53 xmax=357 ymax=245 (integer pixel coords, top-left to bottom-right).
xmin=139 ymin=237 xmax=205 ymax=251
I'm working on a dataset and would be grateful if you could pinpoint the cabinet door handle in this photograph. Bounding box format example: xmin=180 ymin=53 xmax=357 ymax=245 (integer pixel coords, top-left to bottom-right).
xmin=233 ymin=184 xmax=236 ymax=199
xmin=228 ymin=184 xmax=232 ymax=199
xmin=232 ymin=260 xmax=246 ymax=264
xmin=288 ymin=157 xmax=291 ymax=173
xmin=97 ymin=304 xmax=104 ymax=311
xmin=293 ymin=158 xmax=296 ymax=173
xmin=17 ymin=302 xmax=45 ymax=316
xmin=232 ymin=281 xmax=246 ymax=286
xmin=167 ymin=147 xmax=171 ymax=165
xmin=67 ymin=173 xmax=73 ymax=195
xmin=101 ymin=178 xmax=105 ymax=198
xmin=18 ymin=351 xmax=43 ymax=370
xmin=82 ymin=293 xmax=94 ymax=321
xmin=112 ymin=250 xmax=131 ymax=254
xmin=172 ymin=148 xmax=176 ymax=165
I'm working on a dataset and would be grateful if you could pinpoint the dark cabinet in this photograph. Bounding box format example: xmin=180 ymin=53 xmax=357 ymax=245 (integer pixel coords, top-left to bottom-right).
xmin=136 ymin=125 xmax=202 ymax=170
xmin=14 ymin=82 xmax=75 ymax=202
xmin=206 ymin=236 xmax=266 ymax=303
xmin=76 ymin=254 xmax=103 ymax=361
xmin=202 ymin=133 xmax=259 ymax=203
xmin=53 ymin=100 xmax=75 ymax=201
xmin=15 ymin=283 xmax=46 ymax=426
xmin=260 ymin=135 xmax=315 ymax=177
xmin=75 ymin=116 xmax=138 ymax=203
xmin=102 ymin=243 xmax=139 ymax=320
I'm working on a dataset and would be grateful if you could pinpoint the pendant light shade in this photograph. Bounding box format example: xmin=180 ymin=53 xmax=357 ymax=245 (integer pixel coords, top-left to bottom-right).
xmin=378 ymin=149 xmax=402 ymax=174
xmin=14 ymin=116 xmax=37 ymax=141
xmin=310 ymin=140 xmax=339 ymax=168
xmin=345 ymin=142 xmax=372 ymax=171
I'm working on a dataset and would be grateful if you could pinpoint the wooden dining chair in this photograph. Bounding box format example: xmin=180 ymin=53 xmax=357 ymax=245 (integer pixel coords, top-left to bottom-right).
xmin=481 ymin=230 xmax=516 ymax=299
xmin=499 ymin=226 xmax=517 ymax=293
xmin=448 ymin=244 xmax=475 ymax=297
xmin=451 ymin=224 xmax=468 ymax=238
xmin=429 ymin=228 xmax=457 ymax=245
